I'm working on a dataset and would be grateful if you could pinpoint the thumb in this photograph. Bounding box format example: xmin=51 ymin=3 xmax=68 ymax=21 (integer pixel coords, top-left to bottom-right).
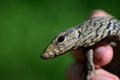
xmin=91 ymin=68 xmax=119 ymax=80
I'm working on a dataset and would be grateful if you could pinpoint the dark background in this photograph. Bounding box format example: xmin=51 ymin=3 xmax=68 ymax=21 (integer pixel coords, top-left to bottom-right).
xmin=0 ymin=0 xmax=120 ymax=80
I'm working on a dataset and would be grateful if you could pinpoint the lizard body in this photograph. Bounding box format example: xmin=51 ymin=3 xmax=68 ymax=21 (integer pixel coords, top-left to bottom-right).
xmin=41 ymin=17 xmax=120 ymax=80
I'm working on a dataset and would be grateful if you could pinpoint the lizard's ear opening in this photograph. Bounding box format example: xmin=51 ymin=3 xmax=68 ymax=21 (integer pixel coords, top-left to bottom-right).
xmin=57 ymin=36 xmax=65 ymax=43
xmin=75 ymin=30 xmax=81 ymax=38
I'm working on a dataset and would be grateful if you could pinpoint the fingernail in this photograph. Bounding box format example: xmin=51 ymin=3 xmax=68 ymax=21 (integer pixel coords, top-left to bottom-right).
xmin=97 ymin=76 xmax=113 ymax=80
xmin=95 ymin=46 xmax=106 ymax=59
xmin=95 ymin=46 xmax=106 ymax=53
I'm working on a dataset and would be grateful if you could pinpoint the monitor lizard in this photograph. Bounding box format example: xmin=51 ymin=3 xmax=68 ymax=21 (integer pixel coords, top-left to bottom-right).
xmin=41 ymin=17 xmax=120 ymax=80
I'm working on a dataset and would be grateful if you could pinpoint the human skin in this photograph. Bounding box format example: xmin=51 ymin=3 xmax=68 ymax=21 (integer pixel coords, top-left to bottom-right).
xmin=67 ymin=10 xmax=120 ymax=80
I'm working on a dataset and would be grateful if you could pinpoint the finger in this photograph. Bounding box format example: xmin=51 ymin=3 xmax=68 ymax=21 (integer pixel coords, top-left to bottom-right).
xmin=89 ymin=10 xmax=112 ymax=18
xmin=94 ymin=44 xmax=113 ymax=68
xmin=91 ymin=68 xmax=119 ymax=80
xmin=67 ymin=62 xmax=119 ymax=80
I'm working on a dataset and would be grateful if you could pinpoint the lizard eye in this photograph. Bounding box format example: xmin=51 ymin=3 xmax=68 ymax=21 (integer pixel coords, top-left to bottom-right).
xmin=57 ymin=36 xmax=65 ymax=43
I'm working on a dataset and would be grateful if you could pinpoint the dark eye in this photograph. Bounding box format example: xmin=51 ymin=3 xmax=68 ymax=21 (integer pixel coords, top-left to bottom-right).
xmin=57 ymin=36 xmax=65 ymax=43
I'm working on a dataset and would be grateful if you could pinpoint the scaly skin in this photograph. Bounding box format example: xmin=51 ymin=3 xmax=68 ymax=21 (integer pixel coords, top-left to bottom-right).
xmin=41 ymin=17 xmax=120 ymax=80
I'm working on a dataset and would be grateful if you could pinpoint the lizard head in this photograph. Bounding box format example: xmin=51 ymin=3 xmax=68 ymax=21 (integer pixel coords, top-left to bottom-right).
xmin=41 ymin=28 xmax=80 ymax=59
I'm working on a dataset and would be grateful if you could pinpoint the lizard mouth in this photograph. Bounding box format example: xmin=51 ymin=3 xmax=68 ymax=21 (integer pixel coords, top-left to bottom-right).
xmin=41 ymin=47 xmax=68 ymax=59
xmin=41 ymin=47 xmax=61 ymax=59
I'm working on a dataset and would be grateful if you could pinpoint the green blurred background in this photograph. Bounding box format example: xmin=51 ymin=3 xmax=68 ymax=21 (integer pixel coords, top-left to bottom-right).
xmin=0 ymin=0 xmax=120 ymax=80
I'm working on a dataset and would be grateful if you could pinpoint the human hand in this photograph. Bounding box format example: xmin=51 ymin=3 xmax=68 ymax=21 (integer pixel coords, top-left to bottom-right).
xmin=67 ymin=10 xmax=120 ymax=80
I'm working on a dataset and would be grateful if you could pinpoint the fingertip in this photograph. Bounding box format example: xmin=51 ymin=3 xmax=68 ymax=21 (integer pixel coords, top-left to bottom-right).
xmin=94 ymin=45 xmax=113 ymax=68
xmin=89 ymin=10 xmax=112 ymax=18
